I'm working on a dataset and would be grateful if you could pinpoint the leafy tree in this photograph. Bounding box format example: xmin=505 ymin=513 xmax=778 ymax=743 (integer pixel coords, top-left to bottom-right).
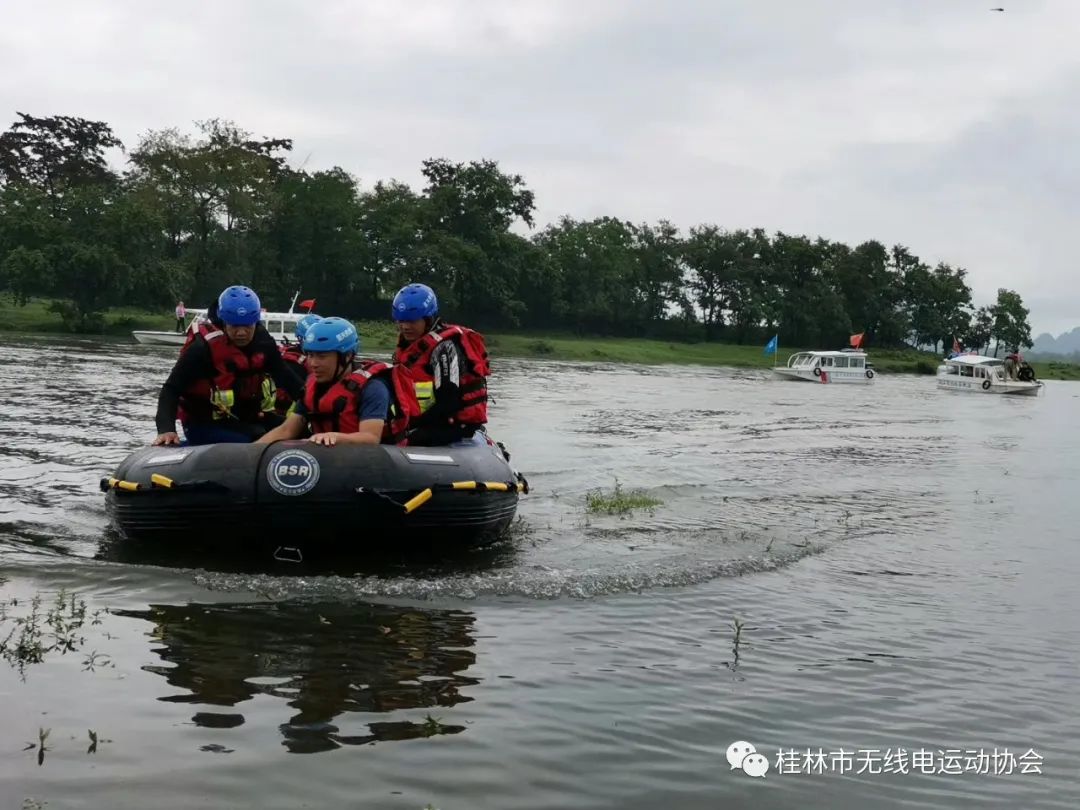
xmin=0 ymin=113 xmax=122 ymax=206
xmin=127 ymin=120 xmax=292 ymax=298
xmin=631 ymin=220 xmax=683 ymax=329
xmin=534 ymin=217 xmax=639 ymax=334
xmin=963 ymin=306 xmax=994 ymax=353
xmin=0 ymin=246 xmax=50 ymax=305
xmin=0 ymin=112 xmax=1042 ymax=348
xmin=683 ymin=225 xmax=739 ymax=339
xmin=418 ymin=158 xmax=536 ymax=326
xmin=990 ymin=288 xmax=1032 ymax=355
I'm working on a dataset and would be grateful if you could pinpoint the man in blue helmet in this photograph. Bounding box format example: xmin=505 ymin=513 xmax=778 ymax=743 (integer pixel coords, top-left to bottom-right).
xmin=152 ymin=285 xmax=306 ymax=446
xmin=257 ymin=317 xmax=419 ymax=446
xmin=391 ymin=283 xmax=490 ymax=446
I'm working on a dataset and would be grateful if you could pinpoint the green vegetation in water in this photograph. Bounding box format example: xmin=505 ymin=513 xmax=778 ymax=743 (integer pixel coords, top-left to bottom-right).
xmin=25 ymin=727 xmax=49 ymax=767
xmin=0 ymin=589 xmax=107 ymax=678
xmin=421 ymin=714 xmax=446 ymax=737
xmin=586 ymin=480 xmax=663 ymax=515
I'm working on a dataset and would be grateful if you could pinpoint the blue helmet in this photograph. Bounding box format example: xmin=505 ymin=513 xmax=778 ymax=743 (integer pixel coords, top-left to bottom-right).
xmin=217 ymin=285 xmax=261 ymax=326
xmin=295 ymin=313 xmax=322 ymax=343
xmin=303 ymin=316 xmax=359 ymax=355
xmin=392 ymin=283 xmax=438 ymax=322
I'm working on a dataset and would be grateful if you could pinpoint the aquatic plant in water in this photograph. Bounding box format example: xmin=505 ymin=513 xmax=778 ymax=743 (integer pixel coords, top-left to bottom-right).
xmin=586 ymin=479 xmax=662 ymax=515
xmin=0 ymin=589 xmax=107 ymax=678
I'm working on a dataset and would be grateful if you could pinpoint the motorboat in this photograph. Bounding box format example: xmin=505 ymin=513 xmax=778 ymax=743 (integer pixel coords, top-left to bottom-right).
xmin=132 ymin=292 xmax=314 ymax=347
xmin=936 ymin=353 xmax=1042 ymax=396
xmin=772 ymin=349 xmax=875 ymax=384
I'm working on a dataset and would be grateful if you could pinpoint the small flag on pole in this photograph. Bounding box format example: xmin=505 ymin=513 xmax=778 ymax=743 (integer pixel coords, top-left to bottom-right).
xmin=299 ymin=298 xmax=316 ymax=312
xmin=850 ymin=332 xmax=864 ymax=349
xmin=764 ymin=334 xmax=778 ymax=355
xmin=952 ymin=336 xmax=961 ymax=354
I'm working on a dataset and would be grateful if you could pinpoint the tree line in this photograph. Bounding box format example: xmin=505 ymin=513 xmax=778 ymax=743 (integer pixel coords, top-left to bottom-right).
xmin=0 ymin=112 xmax=1033 ymax=354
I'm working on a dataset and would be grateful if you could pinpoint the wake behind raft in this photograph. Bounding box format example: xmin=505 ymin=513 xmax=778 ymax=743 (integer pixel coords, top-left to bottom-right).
xmin=101 ymin=436 xmax=528 ymax=553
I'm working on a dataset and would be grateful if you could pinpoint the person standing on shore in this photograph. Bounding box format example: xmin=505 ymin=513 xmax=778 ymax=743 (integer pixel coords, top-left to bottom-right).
xmin=174 ymin=300 xmax=186 ymax=332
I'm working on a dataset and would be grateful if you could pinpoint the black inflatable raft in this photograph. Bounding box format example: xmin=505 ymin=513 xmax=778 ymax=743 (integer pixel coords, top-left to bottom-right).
xmin=102 ymin=437 xmax=527 ymax=551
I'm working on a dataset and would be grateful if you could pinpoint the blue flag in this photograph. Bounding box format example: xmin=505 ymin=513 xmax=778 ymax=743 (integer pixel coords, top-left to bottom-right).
xmin=764 ymin=334 xmax=778 ymax=354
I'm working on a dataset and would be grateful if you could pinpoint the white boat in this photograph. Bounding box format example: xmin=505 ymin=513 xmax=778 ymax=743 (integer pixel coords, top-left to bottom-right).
xmin=132 ymin=292 xmax=312 ymax=347
xmin=936 ymin=354 xmax=1042 ymax=396
xmin=772 ymin=349 xmax=875 ymax=384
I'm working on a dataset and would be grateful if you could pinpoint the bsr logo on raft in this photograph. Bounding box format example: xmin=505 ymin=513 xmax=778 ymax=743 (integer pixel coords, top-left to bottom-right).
xmin=267 ymin=450 xmax=321 ymax=496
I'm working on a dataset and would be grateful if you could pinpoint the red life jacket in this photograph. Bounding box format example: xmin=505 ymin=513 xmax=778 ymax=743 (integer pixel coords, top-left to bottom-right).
xmin=178 ymin=323 xmax=269 ymax=423
xmin=302 ymin=360 xmax=420 ymax=444
xmin=274 ymin=343 xmax=307 ymax=415
xmin=280 ymin=343 xmax=305 ymax=366
xmin=393 ymin=323 xmax=489 ymax=426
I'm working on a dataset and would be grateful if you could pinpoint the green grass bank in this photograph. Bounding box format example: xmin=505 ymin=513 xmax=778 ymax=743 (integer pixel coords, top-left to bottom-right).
xmin=3 ymin=298 xmax=1078 ymax=381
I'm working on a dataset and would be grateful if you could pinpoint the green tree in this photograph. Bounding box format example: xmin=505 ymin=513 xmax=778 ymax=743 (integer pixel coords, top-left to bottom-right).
xmin=127 ymin=120 xmax=292 ymax=298
xmin=266 ymin=167 xmax=370 ymax=313
xmin=534 ymin=217 xmax=639 ymax=334
xmin=769 ymin=233 xmax=849 ymax=347
xmin=831 ymin=240 xmax=907 ymax=346
xmin=963 ymin=305 xmax=994 ymax=353
xmin=0 ymin=113 xmax=122 ymax=207
xmin=418 ymin=159 xmax=536 ymax=326
xmin=990 ymin=288 xmax=1032 ymax=355
xmin=0 ymin=246 xmax=50 ymax=305
xmin=631 ymin=221 xmax=684 ymax=330
xmin=683 ymin=225 xmax=739 ymax=339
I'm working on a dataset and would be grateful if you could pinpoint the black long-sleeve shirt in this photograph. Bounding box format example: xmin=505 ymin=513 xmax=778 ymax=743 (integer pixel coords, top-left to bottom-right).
xmin=412 ymin=339 xmax=465 ymax=429
xmin=398 ymin=326 xmax=474 ymax=446
xmin=155 ymin=326 xmax=304 ymax=434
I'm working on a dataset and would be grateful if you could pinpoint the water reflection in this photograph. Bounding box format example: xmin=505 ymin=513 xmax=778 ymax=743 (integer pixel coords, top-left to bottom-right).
xmin=115 ymin=600 xmax=476 ymax=754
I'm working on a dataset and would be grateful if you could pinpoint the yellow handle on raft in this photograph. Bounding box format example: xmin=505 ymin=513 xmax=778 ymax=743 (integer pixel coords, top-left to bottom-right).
xmin=107 ymin=477 xmax=141 ymax=492
xmin=150 ymin=474 xmax=174 ymax=489
xmin=403 ymin=488 xmax=434 ymax=513
xmin=402 ymin=480 xmax=527 ymax=514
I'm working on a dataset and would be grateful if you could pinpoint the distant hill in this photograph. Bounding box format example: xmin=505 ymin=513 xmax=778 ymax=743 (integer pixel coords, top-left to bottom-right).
xmin=1032 ymin=327 xmax=1080 ymax=356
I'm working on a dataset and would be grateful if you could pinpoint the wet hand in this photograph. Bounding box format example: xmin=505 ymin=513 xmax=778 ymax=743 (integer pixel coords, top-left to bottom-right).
xmin=152 ymin=432 xmax=180 ymax=446
xmin=309 ymin=432 xmax=342 ymax=447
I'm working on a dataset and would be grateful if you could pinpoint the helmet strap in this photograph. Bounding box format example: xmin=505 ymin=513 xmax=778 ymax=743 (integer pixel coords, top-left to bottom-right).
xmin=334 ymin=352 xmax=355 ymax=381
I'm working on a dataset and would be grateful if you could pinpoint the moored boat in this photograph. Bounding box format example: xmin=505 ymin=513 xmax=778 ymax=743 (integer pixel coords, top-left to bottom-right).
xmin=772 ymin=349 xmax=875 ymax=384
xmin=936 ymin=354 xmax=1042 ymax=396
xmin=132 ymin=292 xmax=313 ymax=347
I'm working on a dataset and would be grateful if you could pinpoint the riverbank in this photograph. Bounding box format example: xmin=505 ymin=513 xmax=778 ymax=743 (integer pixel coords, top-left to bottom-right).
xmin=348 ymin=321 xmax=1080 ymax=380
xmin=3 ymin=298 xmax=1079 ymax=379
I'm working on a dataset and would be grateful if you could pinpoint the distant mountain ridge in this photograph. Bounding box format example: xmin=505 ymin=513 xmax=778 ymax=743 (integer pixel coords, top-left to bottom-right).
xmin=1032 ymin=327 xmax=1080 ymax=356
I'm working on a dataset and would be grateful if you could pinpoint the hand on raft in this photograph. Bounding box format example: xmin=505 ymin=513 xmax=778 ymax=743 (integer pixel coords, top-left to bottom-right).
xmin=309 ymin=432 xmax=344 ymax=447
xmin=153 ymin=432 xmax=180 ymax=446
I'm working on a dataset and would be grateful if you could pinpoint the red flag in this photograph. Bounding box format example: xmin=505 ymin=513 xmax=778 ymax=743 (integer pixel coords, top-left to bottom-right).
xmin=952 ymin=336 xmax=961 ymax=354
xmin=299 ymin=298 xmax=316 ymax=312
xmin=850 ymin=332 xmax=864 ymax=349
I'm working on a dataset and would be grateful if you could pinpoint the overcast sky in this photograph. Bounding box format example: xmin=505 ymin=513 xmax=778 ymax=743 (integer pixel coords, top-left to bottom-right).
xmin=2 ymin=0 xmax=1077 ymax=335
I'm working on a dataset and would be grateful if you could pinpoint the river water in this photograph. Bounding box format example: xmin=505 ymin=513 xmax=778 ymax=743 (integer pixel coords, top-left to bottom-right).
xmin=0 ymin=335 xmax=1076 ymax=809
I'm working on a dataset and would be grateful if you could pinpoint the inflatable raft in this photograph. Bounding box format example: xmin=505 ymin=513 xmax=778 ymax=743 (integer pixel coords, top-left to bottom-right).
xmin=102 ymin=436 xmax=527 ymax=552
